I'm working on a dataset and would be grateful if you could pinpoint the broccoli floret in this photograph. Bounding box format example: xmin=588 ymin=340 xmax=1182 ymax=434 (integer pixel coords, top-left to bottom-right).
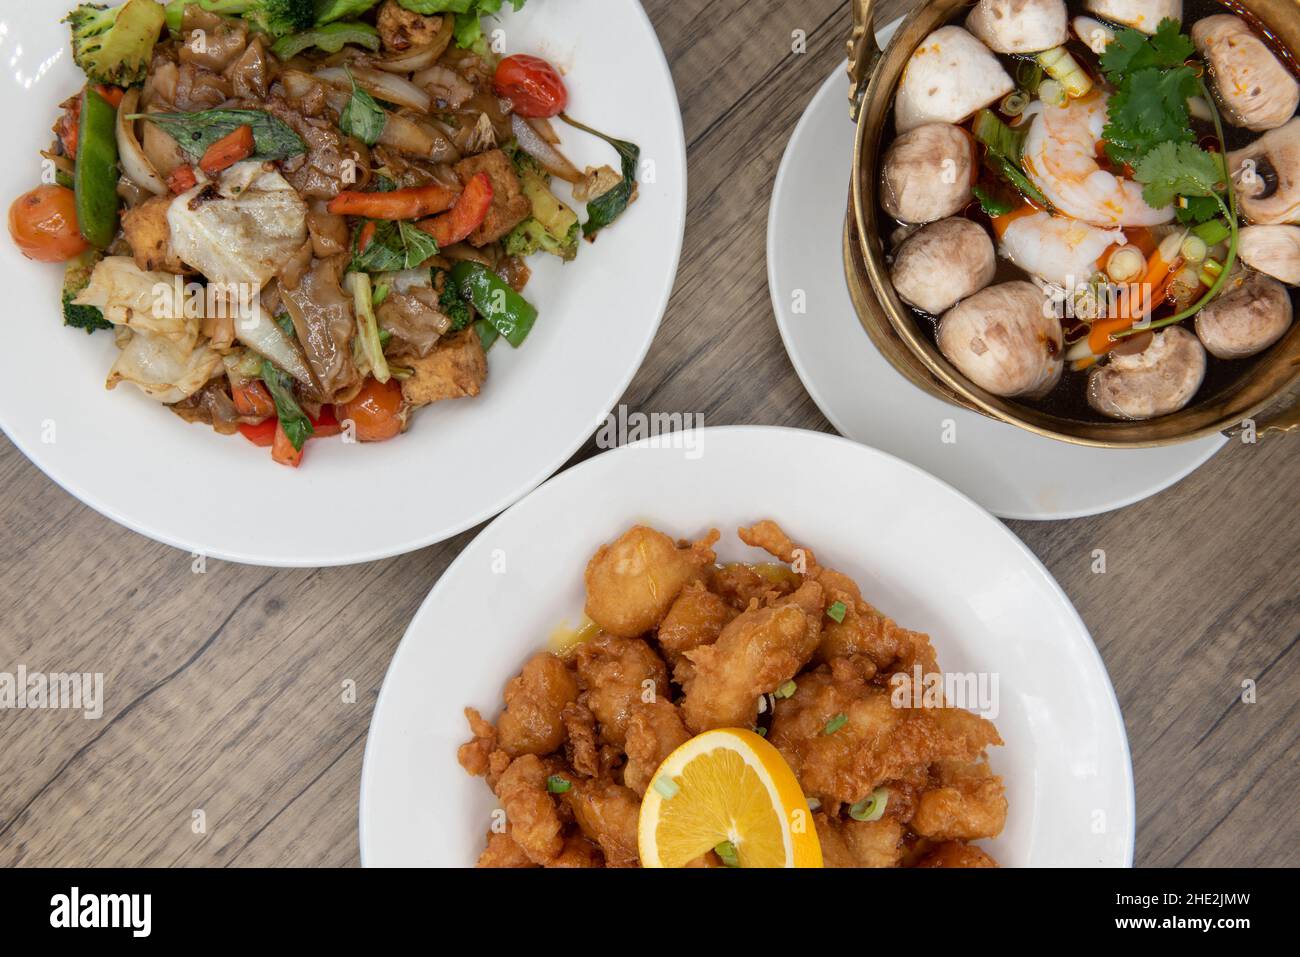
xmin=438 ymin=273 xmax=473 ymax=333
xmin=505 ymin=218 xmax=579 ymax=263
xmin=62 ymin=250 xmax=111 ymax=333
xmin=195 ymin=0 xmax=315 ymax=37
xmin=503 ymin=140 xmax=546 ymax=178
xmin=64 ymin=0 xmax=166 ymax=87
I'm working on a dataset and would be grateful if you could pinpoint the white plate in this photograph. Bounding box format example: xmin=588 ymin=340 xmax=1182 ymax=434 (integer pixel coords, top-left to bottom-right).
xmin=768 ymin=53 xmax=1226 ymax=521
xmin=0 ymin=0 xmax=684 ymax=566
xmin=359 ymin=426 xmax=1134 ymax=867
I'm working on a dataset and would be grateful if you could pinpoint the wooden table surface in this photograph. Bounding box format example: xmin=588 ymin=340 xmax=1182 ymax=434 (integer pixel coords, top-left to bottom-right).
xmin=1 ymin=0 xmax=1297 ymax=868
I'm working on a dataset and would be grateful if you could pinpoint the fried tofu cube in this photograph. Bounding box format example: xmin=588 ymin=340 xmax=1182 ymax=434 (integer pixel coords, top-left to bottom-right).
xmin=121 ymin=195 xmax=185 ymax=274
xmin=400 ymin=328 xmax=487 ymax=408
xmin=454 ymin=148 xmax=531 ymax=245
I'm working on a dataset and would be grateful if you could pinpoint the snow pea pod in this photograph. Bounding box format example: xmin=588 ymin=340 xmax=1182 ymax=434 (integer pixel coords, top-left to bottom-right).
xmin=74 ymin=87 xmax=120 ymax=249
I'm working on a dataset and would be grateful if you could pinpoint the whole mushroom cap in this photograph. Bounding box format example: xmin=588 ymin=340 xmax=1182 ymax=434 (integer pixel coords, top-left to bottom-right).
xmin=891 ymin=217 xmax=996 ymax=315
xmin=1083 ymin=0 xmax=1182 ymax=36
xmin=1194 ymin=270 xmax=1294 ymax=359
xmin=1227 ymin=118 xmax=1300 ymax=226
xmin=1087 ymin=326 xmax=1206 ymax=420
xmin=894 ymin=26 xmax=1015 ymax=134
xmin=1192 ymin=15 xmax=1299 ymax=132
xmin=937 ymin=280 xmax=1063 ymax=398
xmin=880 ymin=123 xmax=976 ymax=225
xmin=967 ymin=0 xmax=1069 ymax=55
xmin=1238 ymin=225 xmax=1300 ymax=286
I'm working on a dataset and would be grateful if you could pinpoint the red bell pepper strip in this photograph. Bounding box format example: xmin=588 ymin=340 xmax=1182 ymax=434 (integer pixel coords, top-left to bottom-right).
xmin=415 ymin=173 xmax=493 ymax=247
xmin=199 ymin=124 xmax=255 ymax=176
xmin=238 ymin=418 xmax=277 ymax=447
xmin=327 ymin=182 xmax=459 ymax=220
xmin=310 ymin=405 xmax=343 ymax=438
xmin=271 ymin=421 xmax=303 ymax=467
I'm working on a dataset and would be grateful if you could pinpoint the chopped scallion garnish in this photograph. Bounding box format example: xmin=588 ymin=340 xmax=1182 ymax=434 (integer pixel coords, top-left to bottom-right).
xmin=775 ymin=680 xmax=797 ymax=699
xmin=653 ymin=776 xmax=679 ymax=799
xmin=714 ymin=840 xmax=740 ymax=868
xmin=546 ymin=774 xmax=571 ymax=794
xmin=823 ymin=713 xmax=847 ymax=735
xmin=826 ymin=601 xmax=847 ymax=624
xmin=849 ymin=787 xmax=890 ymax=822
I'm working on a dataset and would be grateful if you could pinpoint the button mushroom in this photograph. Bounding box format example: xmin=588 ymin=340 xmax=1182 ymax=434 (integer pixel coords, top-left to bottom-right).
xmin=880 ymin=123 xmax=976 ymax=224
xmin=1194 ymin=270 xmax=1294 ymax=359
xmin=967 ymin=0 xmax=1068 ymax=55
xmin=937 ymin=280 xmax=1063 ymax=398
xmin=1228 ymin=119 xmax=1300 ymax=225
xmin=894 ymin=27 xmax=1015 ymax=134
xmin=1192 ymin=15 xmax=1299 ymax=132
xmin=1087 ymin=326 xmax=1205 ymax=420
xmin=891 ymin=217 xmax=997 ymax=315
xmin=1083 ymin=0 xmax=1181 ymax=36
xmin=1238 ymin=224 xmax=1300 ymax=285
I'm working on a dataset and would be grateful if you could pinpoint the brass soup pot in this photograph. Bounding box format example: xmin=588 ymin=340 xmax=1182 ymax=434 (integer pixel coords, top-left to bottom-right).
xmin=844 ymin=0 xmax=1300 ymax=446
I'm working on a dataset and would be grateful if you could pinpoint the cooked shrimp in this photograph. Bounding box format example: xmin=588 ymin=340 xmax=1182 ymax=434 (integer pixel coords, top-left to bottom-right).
xmin=1021 ymin=95 xmax=1173 ymax=227
xmin=995 ymin=208 xmax=1123 ymax=286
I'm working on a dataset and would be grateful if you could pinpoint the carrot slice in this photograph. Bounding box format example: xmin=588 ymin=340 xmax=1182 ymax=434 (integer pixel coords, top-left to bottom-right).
xmin=199 ymin=124 xmax=255 ymax=176
xmin=327 ymin=182 xmax=459 ymax=220
xmin=271 ymin=421 xmax=303 ymax=467
xmin=167 ymin=164 xmax=198 ymax=194
xmin=231 ymin=380 xmax=275 ymax=419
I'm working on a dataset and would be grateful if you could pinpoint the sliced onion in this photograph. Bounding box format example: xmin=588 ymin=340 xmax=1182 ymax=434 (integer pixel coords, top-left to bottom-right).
xmin=510 ymin=114 xmax=582 ymax=184
xmin=381 ymin=113 xmax=460 ymax=162
xmin=281 ymin=68 xmax=321 ymax=100
xmin=314 ymin=66 xmax=430 ymax=113
xmin=115 ymin=89 xmax=167 ymax=196
xmin=526 ymin=115 xmax=561 ymax=145
xmin=234 ymin=306 xmax=316 ymax=388
xmin=412 ymin=64 xmax=474 ymax=109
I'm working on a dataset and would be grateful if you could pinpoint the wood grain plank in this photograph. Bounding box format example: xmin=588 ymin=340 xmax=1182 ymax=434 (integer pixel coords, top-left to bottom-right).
xmin=0 ymin=0 xmax=1296 ymax=869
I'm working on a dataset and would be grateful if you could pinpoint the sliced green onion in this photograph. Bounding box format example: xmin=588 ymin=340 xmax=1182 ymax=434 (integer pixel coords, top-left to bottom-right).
xmin=546 ymin=774 xmax=571 ymax=794
xmin=1037 ymin=46 xmax=1092 ymax=98
xmin=1038 ymin=77 xmax=1066 ymax=107
xmin=754 ymin=726 xmax=767 ymax=737
xmin=1106 ymin=246 xmax=1146 ymax=283
xmin=1198 ymin=257 xmax=1223 ymax=289
xmin=1192 ymin=219 xmax=1231 ymax=246
xmin=774 ymin=680 xmax=797 ymax=699
xmin=653 ymin=776 xmax=679 ymax=799
xmin=823 ymin=713 xmax=847 ymax=735
xmin=826 ymin=601 xmax=847 ymax=624
xmin=714 ymin=840 xmax=740 ymax=868
xmin=1180 ymin=235 xmax=1208 ymax=263
xmin=849 ymin=787 xmax=890 ymax=822
xmin=372 ymin=282 xmax=390 ymax=306
xmin=1000 ymin=90 xmax=1029 ymax=116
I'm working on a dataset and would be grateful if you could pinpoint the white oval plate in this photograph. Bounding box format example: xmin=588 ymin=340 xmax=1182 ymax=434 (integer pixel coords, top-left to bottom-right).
xmin=0 ymin=0 xmax=685 ymax=566
xmin=768 ymin=55 xmax=1225 ymax=521
xmin=359 ymin=426 xmax=1134 ymax=867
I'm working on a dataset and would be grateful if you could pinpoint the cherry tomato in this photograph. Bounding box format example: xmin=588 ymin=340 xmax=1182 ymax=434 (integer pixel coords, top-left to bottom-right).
xmin=338 ymin=377 xmax=404 ymax=443
xmin=493 ymin=55 xmax=568 ymax=118
xmin=8 ymin=185 xmax=89 ymax=262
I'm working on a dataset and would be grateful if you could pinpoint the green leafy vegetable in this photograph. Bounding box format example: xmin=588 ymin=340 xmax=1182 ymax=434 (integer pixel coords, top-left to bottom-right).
xmin=62 ymin=250 xmax=111 ymax=333
xmin=195 ymin=0 xmax=314 ymax=37
xmin=1102 ymin=66 xmax=1198 ymax=165
xmin=972 ymin=109 xmax=1048 ymax=207
xmin=560 ymin=115 xmax=640 ymax=238
xmin=261 ymin=359 xmax=314 ymax=451
xmin=270 ymin=21 xmax=380 ymax=58
xmin=132 ymin=109 xmax=305 ymax=163
xmin=350 ymin=219 xmax=441 ymax=273
xmin=64 ymin=0 xmax=166 ymax=87
xmin=314 ymin=0 xmax=381 ymax=24
xmin=972 ymin=183 xmax=1015 ymax=217
xmin=1099 ymin=19 xmax=1195 ymax=82
xmin=339 ymin=68 xmax=386 ymax=146
xmin=1132 ymin=141 xmax=1225 ymax=210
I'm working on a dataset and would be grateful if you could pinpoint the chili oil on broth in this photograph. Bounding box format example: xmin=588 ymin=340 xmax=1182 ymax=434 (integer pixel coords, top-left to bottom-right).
xmin=876 ymin=0 xmax=1300 ymax=425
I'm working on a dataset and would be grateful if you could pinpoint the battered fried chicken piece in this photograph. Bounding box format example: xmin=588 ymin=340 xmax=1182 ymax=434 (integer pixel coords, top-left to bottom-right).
xmin=548 ymin=833 xmax=604 ymax=868
xmin=769 ymin=669 xmax=1002 ymax=808
xmin=656 ymin=581 xmax=738 ymax=684
xmin=814 ymin=813 xmax=905 ymax=868
xmin=574 ymin=634 xmax=669 ymax=746
xmin=495 ymin=755 xmax=565 ymax=865
xmin=583 ymin=526 xmax=718 ymax=638
xmin=457 ymin=707 xmax=497 ymax=777
xmin=477 ymin=830 xmax=538 ymax=868
xmin=680 ymin=581 xmax=824 ymax=733
xmin=496 ymin=652 xmax=579 ymax=757
xmin=914 ymin=841 xmax=999 ymax=868
xmin=562 ymin=779 xmax=641 ymax=868
xmin=622 ymin=699 xmax=691 ymax=796
xmin=911 ymin=759 xmax=1008 ymax=841
xmin=707 ymin=562 xmax=798 ymax=610
xmin=561 ymin=701 xmax=600 ymax=778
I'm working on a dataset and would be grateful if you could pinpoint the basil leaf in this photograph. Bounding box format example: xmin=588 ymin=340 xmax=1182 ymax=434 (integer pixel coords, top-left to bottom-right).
xmin=133 ymin=109 xmax=305 ymax=162
xmin=339 ymin=68 xmax=386 ymax=146
xmin=350 ymin=219 xmax=441 ymax=273
xmin=560 ymin=116 xmax=640 ymax=238
xmin=260 ymin=359 xmax=314 ymax=451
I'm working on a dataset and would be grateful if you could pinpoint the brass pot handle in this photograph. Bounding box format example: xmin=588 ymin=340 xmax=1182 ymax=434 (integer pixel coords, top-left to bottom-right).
xmin=848 ymin=0 xmax=882 ymax=121
xmin=1221 ymin=384 xmax=1300 ymax=441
